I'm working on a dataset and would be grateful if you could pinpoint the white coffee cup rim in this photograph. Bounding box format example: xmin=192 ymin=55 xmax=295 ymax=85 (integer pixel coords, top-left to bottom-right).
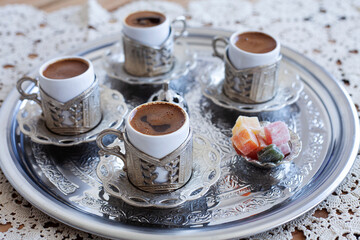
xmin=122 ymin=11 xmax=168 ymax=30
xmin=126 ymin=101 xmax=189 ymax=138
xmin=39 ymin=56 xmax=92 ymax=82
xmin=230 ymin=30 xmax=280 ymax=57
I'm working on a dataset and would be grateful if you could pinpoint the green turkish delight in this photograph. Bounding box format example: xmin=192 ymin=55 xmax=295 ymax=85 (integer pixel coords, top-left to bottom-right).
xmin=257 ymin=144 xmax=284 ymax=163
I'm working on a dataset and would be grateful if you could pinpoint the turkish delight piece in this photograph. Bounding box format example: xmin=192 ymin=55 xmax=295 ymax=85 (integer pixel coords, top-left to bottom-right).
xmin=232 ymin=116 xmax=261 ymax=136
xmin=256 ymin=130 xmax=268 ymax=151
xmin=232 ymin=128 xmax=259 ymax=156
xmin=257 ymin=144 xmax=284 ymax=163
xmin=245 ymin=134 xmax=268 ymax=160
xmin=257 ymin=127 xmax=267 ymax=143
xmin=232 ymin=143 xmax=242 ymax=155
xmin=264 ymin=121 xmax=290 ymax=145
xmin=247 ymin=150 xmax=258 ymax=160
xmin=279 ymin=142 xmax=291 ymax=156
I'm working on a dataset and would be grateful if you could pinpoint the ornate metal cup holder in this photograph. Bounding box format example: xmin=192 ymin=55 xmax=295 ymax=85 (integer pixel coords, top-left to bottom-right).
xmin=199 ymin=62 xmax=304 ymax=113
xmin=16 ymin=85 xmax=128 ymax=146
xmin=240 ymin=122 xmax=302 ymax=169
xmin=96 ymin=134 xmax=221 ymax=208
xmin=103 ymin=39 xmax=197 ymax=85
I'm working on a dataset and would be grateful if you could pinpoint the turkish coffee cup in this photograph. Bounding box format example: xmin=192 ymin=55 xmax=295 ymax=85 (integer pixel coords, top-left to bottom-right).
xmin=16 ymin=56 xmax=101 ymax=135
xmin=121 ymin=11 xmax=187 ymax=77
xmin=212 ymin=31 xmax=282 ymax=103
xmin=96 ymin=101 xmax=193 ymax=193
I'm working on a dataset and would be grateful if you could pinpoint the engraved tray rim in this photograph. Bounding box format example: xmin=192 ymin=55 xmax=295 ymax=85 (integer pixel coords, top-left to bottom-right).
xmin=0 ymin=28 xmax=359 ymax=240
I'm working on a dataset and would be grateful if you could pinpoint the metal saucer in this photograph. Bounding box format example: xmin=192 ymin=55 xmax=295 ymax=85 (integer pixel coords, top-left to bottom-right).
xmin=97 ymin=134 xmax=221 ymax=208
xmin=16 ymin=85 xmax=128 ymax=146
xmin=199 ymin=63 xmax=304 ymax=113
xmin=103 ymin=39 xmax=197 ymax=85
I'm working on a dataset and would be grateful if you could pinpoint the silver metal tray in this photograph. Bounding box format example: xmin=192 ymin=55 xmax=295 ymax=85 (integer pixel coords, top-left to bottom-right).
xmin=0 ymin=28 xmax=358 ymax=240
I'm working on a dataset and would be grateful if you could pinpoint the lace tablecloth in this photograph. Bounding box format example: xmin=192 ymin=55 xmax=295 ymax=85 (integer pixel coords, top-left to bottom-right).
xmin=0 ymin=0 xmax=359 ymax=239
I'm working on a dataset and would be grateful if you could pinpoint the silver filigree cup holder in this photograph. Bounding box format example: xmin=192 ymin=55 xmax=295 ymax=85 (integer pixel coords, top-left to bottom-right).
xmin=96 ymin=134 xmax=221 ymax=208
xmin=123 ymin=16 xmax=187 ymax=77
xmin=17 ymin=76 xmax=101 ymax=135
xmin=96 ymin=129 xmax=193 ymax=193
xmin=199 ymin=61 xmax=304 ymax=113
xmin=212 ymin=37 xmax=282 ymax=104
xmin=223 ymin=53 xmax=282 ymax=103
xmin=16 ymin=85 xmax=128 ymax=146
xmin=241 ymin=122 xmax=302 ymax=169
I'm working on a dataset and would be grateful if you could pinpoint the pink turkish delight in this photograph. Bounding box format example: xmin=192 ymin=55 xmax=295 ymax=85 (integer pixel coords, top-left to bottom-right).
xmin=278 ymin=142 xmax=291 ymax=156
xmin=264 ymin=121 xmax=290 ymax=146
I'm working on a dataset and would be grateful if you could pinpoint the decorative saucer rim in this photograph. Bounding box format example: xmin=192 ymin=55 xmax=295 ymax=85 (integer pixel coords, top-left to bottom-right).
xmin=200 ymin=64 xmax=304 ymax=113
xmin=97 ymin=134 xmax=221 ymax=208
xmin=16 ymin=85 xmax=128 ymax=146
xmin=103 ymin=40 xmax=197 ymax=85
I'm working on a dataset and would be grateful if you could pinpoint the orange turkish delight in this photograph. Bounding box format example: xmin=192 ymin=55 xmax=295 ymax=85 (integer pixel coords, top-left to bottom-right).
xmin=245 ymin=133 xmax=268 ymax=160
xmin=232 ymin=128 xmax=259 ymax=156
xmin=256 ymin=134 xmax=267 ymax=151
xmin=232 ymin=116 xmax=261 ymax=136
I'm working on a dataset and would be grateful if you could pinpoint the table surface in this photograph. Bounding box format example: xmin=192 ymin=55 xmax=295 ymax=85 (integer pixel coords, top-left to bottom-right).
xmin=0 ymin=0 xmax=190 ymax=12
xmin=0 ymin=0 xmax=359 ymax=240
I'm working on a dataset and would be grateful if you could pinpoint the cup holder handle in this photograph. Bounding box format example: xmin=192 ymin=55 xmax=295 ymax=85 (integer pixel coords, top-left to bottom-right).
xmin=16 ymin=76 xmax=42 ymax=106
xmin=96 ymin=129 xmax=127 ymax=171
xmin=212 ymin=36 xmax=229 ymax=59
xmin=172 ymin=16 xmax=187 ymax=41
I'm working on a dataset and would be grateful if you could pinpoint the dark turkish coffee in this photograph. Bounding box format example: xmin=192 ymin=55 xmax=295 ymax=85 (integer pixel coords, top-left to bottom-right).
xmin=125 ymin=11 xmax=166 ymax=28
xmin=235 ymin=32 xmax=277 ymax=54
xmin=130 ymin=102 xmax=186 ymax=136
xmin=43 ymin=59 xmax=89 ymax=79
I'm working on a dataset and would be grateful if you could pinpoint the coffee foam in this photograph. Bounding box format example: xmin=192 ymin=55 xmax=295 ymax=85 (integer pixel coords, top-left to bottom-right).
xmin=235 ymin=32 xmax=277 ymax=54
xmin=125 ymin=11 xmax=166 ymax=28
xmin=43 ymin=59 xmax=89 ymax=80
xmin=130 ymin=102 xmax=185 ymax=136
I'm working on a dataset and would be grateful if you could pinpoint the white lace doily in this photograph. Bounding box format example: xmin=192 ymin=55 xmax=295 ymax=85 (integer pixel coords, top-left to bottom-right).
xmin=0 ymin=0 xmax=359 ymax=239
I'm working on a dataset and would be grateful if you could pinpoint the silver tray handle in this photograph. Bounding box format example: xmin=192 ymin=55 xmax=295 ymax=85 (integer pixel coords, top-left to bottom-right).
xmin=96 ymin=129 xmax=127 ymax=171
xmin=172 ymin=16 xmax=187 ymax=41
xmin=16 ymin=76 xmax=42 ymax=106
xmin=212 ymin=36 xmax=229 ymax=59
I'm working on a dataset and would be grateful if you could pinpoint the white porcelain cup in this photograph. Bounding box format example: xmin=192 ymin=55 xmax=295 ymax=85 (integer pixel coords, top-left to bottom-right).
xmin=122 ymin=11 xmax=170 ymax=46
xmin=125 ymin=102 xmax=190 ymax=159
xmin=38 ymin=56 xmax=95 ymax=103
xmin=214 ymin=31 xmax=281 ymax=69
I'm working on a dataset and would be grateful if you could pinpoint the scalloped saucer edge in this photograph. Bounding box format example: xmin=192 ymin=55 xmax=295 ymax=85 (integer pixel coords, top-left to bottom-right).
xmin=199 ymin=64 xmax=304 ymax=113
xmin=16 ymin=85 xmax=128 ymax=146
xmin=103 ymin=40 xmax=197 ymax=85
xmin=96 ymin=134 xmax=221 ymax=208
